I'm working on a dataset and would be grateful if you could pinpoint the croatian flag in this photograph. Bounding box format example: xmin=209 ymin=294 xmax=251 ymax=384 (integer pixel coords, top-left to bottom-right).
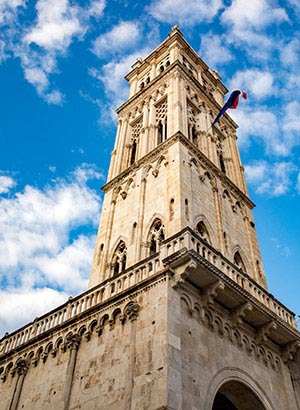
xmin=212 ymin=90 xmax=247 ymax=126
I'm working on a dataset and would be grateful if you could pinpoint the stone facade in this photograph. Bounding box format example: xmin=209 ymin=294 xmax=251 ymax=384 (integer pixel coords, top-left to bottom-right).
xmin=1 ymin=26 xmax=300 ymax=410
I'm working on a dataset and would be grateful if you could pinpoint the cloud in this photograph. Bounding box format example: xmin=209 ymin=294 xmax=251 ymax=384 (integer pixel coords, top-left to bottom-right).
xmin=1 ymin=0 xmax=106 ymax=104
xmin=280 ymin=39 xmax=300 ymax=67
xmin=283 ymin=101 xmax=300 ymax=133
xmin=0 ymin=164 xmax=102 ymax=335
xmin=199 ymin=32 xmax=233 ymax=67
xmin=229 ymin=69 xmax=275 ymax=99
xmin=90 ymin=48 xmax=151 ymax=120
xmin=0 ymin=175 xmax=16 ymax=194
xmin=0 ymin=0 xmax=25 ymax=26
xmin=244 ymin=161 xmax=298 ymax=196
xmin=92 ymin=21 xmax=140 ymax=58
xmin=221 ymin=0 xmax=288 ymax=31
xmin=0 ymin=287 xmax=68 ymax=336
xmin=147 ymin=0 xmax=223 ymax=26
xmin=23 ymin=0 xmax=82 ymax=51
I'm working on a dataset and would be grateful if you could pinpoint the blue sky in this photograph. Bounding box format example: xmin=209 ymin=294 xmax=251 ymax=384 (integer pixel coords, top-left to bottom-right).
xmin=0 ymin=0 xmax=299 ymax=335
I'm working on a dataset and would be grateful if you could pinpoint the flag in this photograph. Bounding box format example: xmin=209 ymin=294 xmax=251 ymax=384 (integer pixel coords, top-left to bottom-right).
xmin=212 ymin=90 xmax=247 ymax=126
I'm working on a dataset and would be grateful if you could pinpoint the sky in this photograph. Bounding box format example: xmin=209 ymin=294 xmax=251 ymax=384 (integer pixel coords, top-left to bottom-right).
xmin=0 ymin=0 xmax=299 ymax=336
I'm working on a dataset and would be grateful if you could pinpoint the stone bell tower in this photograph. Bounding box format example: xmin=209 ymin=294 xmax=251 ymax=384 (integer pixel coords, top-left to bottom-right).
xmin=1 ymin=26 xmax=300 ymax=410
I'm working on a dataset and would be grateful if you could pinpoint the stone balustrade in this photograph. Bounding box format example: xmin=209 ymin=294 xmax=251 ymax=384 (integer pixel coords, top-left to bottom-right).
xmin=160 ymin=227 xmax=297 ymax=329
xmin=0 ymin=227 xmax=296 ymax=356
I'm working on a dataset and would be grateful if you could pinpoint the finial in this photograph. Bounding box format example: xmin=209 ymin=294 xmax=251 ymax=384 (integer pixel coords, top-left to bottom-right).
xmin=171 ymin=25 xmax=180 ymax=33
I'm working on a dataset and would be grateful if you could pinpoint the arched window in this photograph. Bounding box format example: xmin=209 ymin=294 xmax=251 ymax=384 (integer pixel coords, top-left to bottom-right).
xmin=192 ymin=126 xmax=197 ymax=145
xmin=196 ymin=221 xmax=210 ymax=243
xmin=234 ymin=251 xmax=246 ymax=273
xmin=169 ymin=198 xmax=175 ymax=221
xmin=112 ymin=241 xmax=127 ymax=276
xmin=219 ymin=153 xmax=226 ymax=173
xmin=130 ymin=139 xmax=137 ymax=165
xmin=185 ymin=199 xmax=189 ymax=220
xmin=157 ymin=121 xmax=163 ymax=145
xmin=148 ymin=219 xmax=165 ymax=255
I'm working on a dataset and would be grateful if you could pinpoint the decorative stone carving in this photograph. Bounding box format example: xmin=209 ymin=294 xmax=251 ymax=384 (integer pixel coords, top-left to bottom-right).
xmin=231 ymin=302 xmax=253 ymax=328
xmin=282 ymin=341 xmax=300 ymax=364
xmin=124 ymin=302 xmax=139 ymax=321
xmin=256 ymin=321 xmax=277 ymax=344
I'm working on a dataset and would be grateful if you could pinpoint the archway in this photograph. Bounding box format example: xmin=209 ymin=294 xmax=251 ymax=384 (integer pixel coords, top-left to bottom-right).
xmin=212 ymin=380 xmax=266 ymax=410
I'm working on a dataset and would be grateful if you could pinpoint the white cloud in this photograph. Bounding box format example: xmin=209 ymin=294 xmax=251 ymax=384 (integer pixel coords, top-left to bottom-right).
xmin=86 ymin=0 xmax=106 ymax=19
xmin=280 ymin=39 xmax=300 ymax=67
xmin=23 ymin=0 xmax=82 ymax=51
xmin=92 ymin=21 xmax=140 ymax=58
xmin=199 ymin=33 xmax=233 ymax=67
xmin=0 ymin=287 xmax=68 ymax=335
xmin=283 ymin=101 xmax=300 ymax=133
xmin=0 ymin=175 xmax=16 ymax=194
xmin=147 ymin=0 xmax=222 ymax=26
xmin=90 ymin=48 xmax=151 ymax=120
xmin=244 ymin=161 xmax=297 ymax=196
xmin=229 ymin=69 xmax=274 ymax=99
xmin=222 ymin=0 xmax=288 ymax=31
xmin=0 ymin=0 xmax=25 ymax=26
xmin=0 ymin=164 xmax=102 ymax=335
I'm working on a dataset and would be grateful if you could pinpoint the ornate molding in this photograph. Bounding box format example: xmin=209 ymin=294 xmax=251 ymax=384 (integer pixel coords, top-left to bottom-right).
xmin=282 ymin=341 xmax=300 ymax=364
xmin=231 ymin=302 xmax=253 ymax=328
xmin=256 ymin=321 xmax=277 ymax=344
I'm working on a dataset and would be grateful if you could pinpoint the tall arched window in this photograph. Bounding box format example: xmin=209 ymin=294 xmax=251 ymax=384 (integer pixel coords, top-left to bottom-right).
xmin=157 ymin=121 xmax=163 ymax=145
xmin=196 ymin=221 xmax=211 ymax=243
xmin=130 ymin=140 xmax=137 ymax=165
xmin=234 ymin=251 xmax=246 ymax=273
xmin=219 ymin=153 xmax=226 ymax=174
xmin=112 ymin=241 xmax=127 ymax=276
xmin=148 ymin=219 xmax=165 ymax=255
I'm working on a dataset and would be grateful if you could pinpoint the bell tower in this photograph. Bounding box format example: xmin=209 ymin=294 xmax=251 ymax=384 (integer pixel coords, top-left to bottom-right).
xmin=89 ymin=25 xmax=266 ymax=291
xmin=1 ymin=26 xmax=300 ymax=410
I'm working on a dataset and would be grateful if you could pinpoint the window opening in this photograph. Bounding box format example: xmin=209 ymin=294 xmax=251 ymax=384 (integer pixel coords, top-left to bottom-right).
xmin=149 ymin=220 xmax=165 ymax=256
xmin=112 ymin=241 xmax=127 ymax=276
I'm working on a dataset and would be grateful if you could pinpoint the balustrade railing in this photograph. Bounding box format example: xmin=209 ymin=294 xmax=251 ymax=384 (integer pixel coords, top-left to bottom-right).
xmin=0 ymin=227 xmax=297 ymax=356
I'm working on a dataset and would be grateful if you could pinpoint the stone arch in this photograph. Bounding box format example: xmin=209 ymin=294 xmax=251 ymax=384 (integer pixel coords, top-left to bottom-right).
xmin=180 ymin=293 xmax=193 ymax=315
xmin=144 ymin=215 xmax=165 ymax=256
xmin=232 ymin=246 xmax=250 ymax=274
xmin=110 ymin=239 xmax=127 ymax=276
xmin=194 ymin=214 xmax=216 ymax=245
xmin=205 ymin=367 xmax=275 ymax=410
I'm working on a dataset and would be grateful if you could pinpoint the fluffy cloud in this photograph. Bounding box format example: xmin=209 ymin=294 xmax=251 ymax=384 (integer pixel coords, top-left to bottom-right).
xmin=244 ymin=161 xmax=298 ymax=196
xmin=92 ymin=21 xmax=140 ymax=58
xmin=0 ymin=164 xmax=102 ymax=335
xmin=0 ymin=287 xmax=68 ymax=336
xmin=0 ymin=175 xmax=16 ymax=194
xmin=90 ymin=47 xmax=151 ymax=120
xmin=229 ymin=70 xmax=275 ymax=99
xmin=280 ymin=39 xmax=300 ymax=67
xmin=222 ymin=0 xmax=288 ymax=31
xmin=147 ymin=0 xmax=222 ymax=26
xmin=199 ymin=33 xmax=233 ymax=67
xmin=1 ymin=0 xmax=106 ymax=104
xmin=0 ymin=0 xmax=25 ymax=25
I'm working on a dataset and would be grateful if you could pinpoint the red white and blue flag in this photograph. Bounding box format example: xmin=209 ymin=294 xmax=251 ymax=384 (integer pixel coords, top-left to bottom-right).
xmin=212 ymin=90 xmax=247 ymax=126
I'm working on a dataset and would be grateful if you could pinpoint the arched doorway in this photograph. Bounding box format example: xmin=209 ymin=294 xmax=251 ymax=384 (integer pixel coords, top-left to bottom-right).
xmin=212 ymin=380 xmax=266 ymax=410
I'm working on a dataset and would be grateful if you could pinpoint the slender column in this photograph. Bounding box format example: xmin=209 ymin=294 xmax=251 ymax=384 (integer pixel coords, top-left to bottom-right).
xmin=109 ymin=118 xmax=122 ymax=180
xmin=64 ymin=334 xmax=81 ymax=410
xmin=136 ymin=175 xmax=147 ymax=260
xmin=100 ymin=197 xmax=117 ymax=280
xmin=148 ymin=98 xmax=156 ymax=151
xmin=174 ymin=73 xmax=183 ymax=133
xmin=243 ymin=214 xmax=258 ymax=282
xmin=117 ymin=117 xmax=129 ymax=174
xmin=140 ymin=97 xmax=150 ymax=157
xmin=9 ymin=360 xmax=28 ymax=410
xmin=124 ymin=303 xmax=139 ymax=410
xmin=212 ymin=184 xmax=224 ymax=253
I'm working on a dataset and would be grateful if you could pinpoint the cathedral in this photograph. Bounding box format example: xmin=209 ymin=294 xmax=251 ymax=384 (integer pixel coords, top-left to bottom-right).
xmin=1 ymin=26 xmax=300 ymax=410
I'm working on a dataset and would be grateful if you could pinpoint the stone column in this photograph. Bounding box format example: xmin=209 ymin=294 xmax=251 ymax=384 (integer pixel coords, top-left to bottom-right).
xmin=100 ymin=196 xmax=117 ymax=280
xmin=136 ymin=174 xmax=147 ymax=260
xmin=243 ymin=212 xmax=258 ymax=282
xmin=124 ymin=303 xmax=139 ymax=410
xmin=109 ymin=118 xmax=123 ymax=180
xmin=117 ymin=116 xmax=129 ymax=174
xmin=212 ymin=184 xmax=224 ymax=253
xmin=140 ymin=97 xmax=150 ymax=157
xmin=64 ymin=334 xmax=81 ymax=410
xmin=9 ymin=359 xmax=28 ymax=410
